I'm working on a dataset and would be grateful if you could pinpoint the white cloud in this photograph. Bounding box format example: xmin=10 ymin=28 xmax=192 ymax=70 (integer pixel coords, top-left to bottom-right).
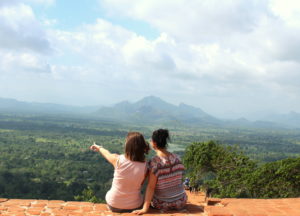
xmin=0 ymin=2 xmax=51 ymax=53
xmin=0 ymin=51 xmax=51 ymax=74
xmin=41 ymin=18 xmax=57 ymax=27
xmin=270 ymin=0 xmax=300 ymax=27
xmin=96 ymin=0 xmax=300 ymax=115
xmin=1 ymin=0 xmax=300 ymax=116
xmin=101 ymin=0 xmax=270 ymax=42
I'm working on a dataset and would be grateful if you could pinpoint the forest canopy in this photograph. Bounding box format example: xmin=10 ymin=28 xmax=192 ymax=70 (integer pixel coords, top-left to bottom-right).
xmin=183 ymin=141 xmax=300 ymax=198
xmin=0 ymin=114 xmax=300 ymax=201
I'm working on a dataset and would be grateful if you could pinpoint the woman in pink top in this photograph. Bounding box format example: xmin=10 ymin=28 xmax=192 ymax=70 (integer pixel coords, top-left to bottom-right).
xmin=90 ymin=132 xmax=149 ymax=213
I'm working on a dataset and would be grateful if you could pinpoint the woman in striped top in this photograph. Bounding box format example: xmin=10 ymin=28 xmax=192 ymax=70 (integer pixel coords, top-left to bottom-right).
xmin=133 ymin=129 xmax=187 ymax=214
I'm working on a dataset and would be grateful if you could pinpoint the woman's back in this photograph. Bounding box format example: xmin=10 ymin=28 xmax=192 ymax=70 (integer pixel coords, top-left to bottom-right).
xmin=106 ymin=155 xmax=146 ymax=209
xmin=148 ymin=153 xmax=186 ymax=204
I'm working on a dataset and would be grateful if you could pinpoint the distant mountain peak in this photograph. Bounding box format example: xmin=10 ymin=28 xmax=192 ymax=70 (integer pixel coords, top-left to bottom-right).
xmin=140 ymin=95 xmax=162 ymax=100
xmin=115 ymin=100 xmax=130 ymax=106
xmin=136 ymin=96 xmax=166 ymax=104
xmin=134 ymin=96 xmax=174 ymax=109
xmin=95 ymin=96 xmax=219 ymax=125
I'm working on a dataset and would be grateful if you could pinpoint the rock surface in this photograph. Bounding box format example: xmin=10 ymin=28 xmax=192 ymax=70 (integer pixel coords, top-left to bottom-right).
xmin=1 ymin=192 xmax=300 ymax=216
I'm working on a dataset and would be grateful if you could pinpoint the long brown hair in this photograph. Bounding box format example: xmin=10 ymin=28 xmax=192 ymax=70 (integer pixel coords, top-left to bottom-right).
xmin=125 ymin=132 xmax=149 ymax=162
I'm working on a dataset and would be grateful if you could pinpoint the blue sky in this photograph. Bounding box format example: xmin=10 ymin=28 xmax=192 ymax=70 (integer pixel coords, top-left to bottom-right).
xmin=36 ymin=1 xmax=103 ymax=29
xmin=1 ymin=0 xmax=300 ymax=119
xmin=32 ymin=0 xmax=159 ymax=39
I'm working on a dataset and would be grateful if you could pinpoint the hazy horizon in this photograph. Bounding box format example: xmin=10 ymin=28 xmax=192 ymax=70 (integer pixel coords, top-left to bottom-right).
xmin=1 ymin=0 xmax=300 ymax=119
xmin=1 ymin=95 xmax=298 ymax=121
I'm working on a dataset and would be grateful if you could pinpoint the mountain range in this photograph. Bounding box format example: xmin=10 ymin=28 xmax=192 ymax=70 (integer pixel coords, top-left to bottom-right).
xmin=95 ymin=96 xmax=220 ymax=126
xmin=0 ymin=97 xmax=97 ymax=115
xmin=0 ymin=96 xmax=299 ymax=128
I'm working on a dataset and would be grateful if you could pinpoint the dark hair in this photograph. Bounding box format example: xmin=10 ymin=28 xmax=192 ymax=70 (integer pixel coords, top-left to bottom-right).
xmin=152 ymin=129 xmax=170 ymax=149
xmin=125 ymin=132 xmax=149 ymax=162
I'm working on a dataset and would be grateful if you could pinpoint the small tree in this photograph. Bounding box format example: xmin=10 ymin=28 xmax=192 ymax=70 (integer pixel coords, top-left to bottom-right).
xmin=74 ymin=187 xmax=103 ymax=203
xmin=183 ymin=141 xmax=256 ymax=198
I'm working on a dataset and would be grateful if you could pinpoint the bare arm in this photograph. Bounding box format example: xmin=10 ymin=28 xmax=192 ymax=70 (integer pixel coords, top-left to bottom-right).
xmin=141 ymin=168 xmax=149 ymax=186
xmin=90 ymin=142 xmax=119 ymax=168
xmin=133 ymin=171 xmax=157 ymax=215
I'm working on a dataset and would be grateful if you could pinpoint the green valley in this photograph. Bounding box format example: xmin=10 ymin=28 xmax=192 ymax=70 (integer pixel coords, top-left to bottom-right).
xmin=0 ymin=113 xmax=300 ymax=201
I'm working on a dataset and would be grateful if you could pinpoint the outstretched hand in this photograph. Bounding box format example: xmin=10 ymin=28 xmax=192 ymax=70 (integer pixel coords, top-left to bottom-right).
xmin=90 ymin=142 xmax=100 ymax=152
xmin=132 ymin=208 xmax=148 ymax=215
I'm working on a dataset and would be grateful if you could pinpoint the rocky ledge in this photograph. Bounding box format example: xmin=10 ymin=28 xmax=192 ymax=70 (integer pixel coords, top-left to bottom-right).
xmin=1 ymin=191 xmax=300 ymax=216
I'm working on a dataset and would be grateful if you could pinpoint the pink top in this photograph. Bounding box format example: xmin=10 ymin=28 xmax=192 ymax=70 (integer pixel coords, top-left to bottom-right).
xmin=105 ymin=155 xmax=147 ymax=209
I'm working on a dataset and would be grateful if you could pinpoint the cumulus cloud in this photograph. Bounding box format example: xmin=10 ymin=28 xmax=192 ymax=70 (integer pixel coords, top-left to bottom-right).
xmin=0 ymin=0 xmax=53 ymax=85
xmin=0 ymin=51 xmax=51 ymax=74
xmin=96 ymin=0 xmax=300 ymax=115
xmin=270 ymin=0 xmax=300 ymax=27
xmin=0 ymin=1 xmax=51 ymax=53
xmin=101 ymin=0 xmax=271 ymax=42
xmin=1 ymin=0 xmax=300 ymax=116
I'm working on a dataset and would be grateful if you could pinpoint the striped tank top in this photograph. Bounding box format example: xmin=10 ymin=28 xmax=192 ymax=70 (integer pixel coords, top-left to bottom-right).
xmin=148 ymin=153 xmax=186 ymax=202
